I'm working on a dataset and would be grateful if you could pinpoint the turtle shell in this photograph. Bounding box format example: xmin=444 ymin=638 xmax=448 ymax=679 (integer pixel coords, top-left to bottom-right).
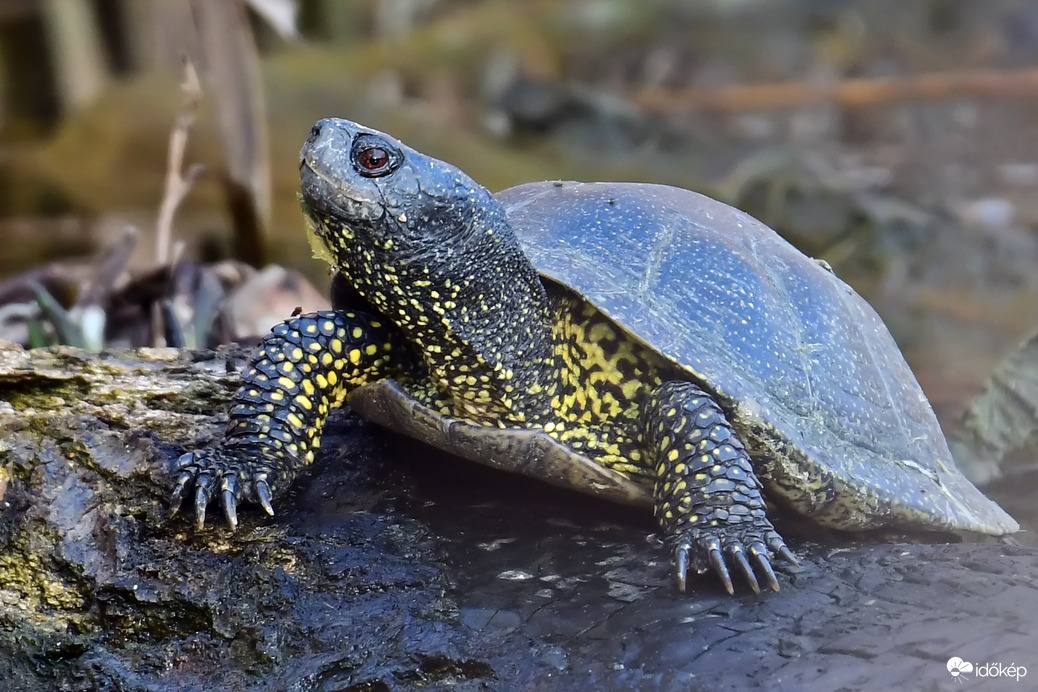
xmin=495 ymin=181 xmax=1017 ymax=535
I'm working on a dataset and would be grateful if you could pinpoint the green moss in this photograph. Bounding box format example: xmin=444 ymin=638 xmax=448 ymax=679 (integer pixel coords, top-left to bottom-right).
xmin=0 ymin=374 xmax=90 ymax=411
xmin=0 ymin=529 xmax=88 ymax=614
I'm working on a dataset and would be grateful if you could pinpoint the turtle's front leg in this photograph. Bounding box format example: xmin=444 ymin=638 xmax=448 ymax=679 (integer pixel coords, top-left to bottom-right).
xmin=643 ymin=381 xmax=798 ymax=594
xmin=170 ymin=309 xmax=409 ymax=530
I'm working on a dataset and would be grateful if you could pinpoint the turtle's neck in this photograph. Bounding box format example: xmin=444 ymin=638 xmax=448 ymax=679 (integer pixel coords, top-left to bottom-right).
xmin=328 ymin=202 xmax=557 ymax=424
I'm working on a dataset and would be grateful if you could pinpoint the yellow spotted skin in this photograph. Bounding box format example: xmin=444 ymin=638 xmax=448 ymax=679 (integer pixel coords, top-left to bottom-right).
xmin=171 ymin=310 xmax=410 ymax=516
xmin=542 ymin=298 xmax=663 ymax=478
xmin=223 ymin=311 xmax=404 ymax=464
xmin=171 ymin=118 xmax=799 ymax=595
xmin=172 ymin=117 xmax=1019 ymax=596
xmin=644 ymin=382 xmax=788 ymax=593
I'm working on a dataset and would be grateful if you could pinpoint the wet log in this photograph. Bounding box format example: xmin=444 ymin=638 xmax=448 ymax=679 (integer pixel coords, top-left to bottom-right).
xmin=1 ymin=341 xmax=1035 ymax=690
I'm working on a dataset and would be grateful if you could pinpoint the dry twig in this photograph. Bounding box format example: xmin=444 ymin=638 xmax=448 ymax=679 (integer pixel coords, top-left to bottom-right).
xmin=634 ymin=66 xmax=1038 ymax=114
xmin=155 ymin=58 xmax=206 ymax=266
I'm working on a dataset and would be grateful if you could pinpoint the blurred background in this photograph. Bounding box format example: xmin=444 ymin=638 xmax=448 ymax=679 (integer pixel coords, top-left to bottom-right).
xmin=3 ymin=0 xmax=1038 ymax=448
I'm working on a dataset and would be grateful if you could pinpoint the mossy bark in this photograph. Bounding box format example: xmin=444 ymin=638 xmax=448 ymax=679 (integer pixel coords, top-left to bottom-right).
xmin=1 ymin=340 xmax=1036 ymax=690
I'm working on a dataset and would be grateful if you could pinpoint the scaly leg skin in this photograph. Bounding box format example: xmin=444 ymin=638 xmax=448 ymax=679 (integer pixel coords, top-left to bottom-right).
xmin=643 ymin=381 xmax=799 ymax=594
xmin=169 ymin=310 xmax=408 ymax=530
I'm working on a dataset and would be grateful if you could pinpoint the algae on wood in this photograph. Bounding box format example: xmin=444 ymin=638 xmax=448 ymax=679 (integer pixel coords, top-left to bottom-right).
xmin=0 ymin=340 xmax=478 ymax=689
xmin=1 ymin=339 xmax=1037 ymax=690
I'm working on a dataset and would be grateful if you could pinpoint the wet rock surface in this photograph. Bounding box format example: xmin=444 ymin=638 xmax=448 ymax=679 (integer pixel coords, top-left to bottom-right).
xmin=1 ymin=342 xmax=1036 ymax=691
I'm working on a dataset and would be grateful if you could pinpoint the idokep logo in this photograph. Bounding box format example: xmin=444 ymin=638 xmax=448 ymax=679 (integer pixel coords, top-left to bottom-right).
xmin=947 ymin=657 xmax=973 ymax=680
xmin=947 ymin=656 xmax=1028 ymax=683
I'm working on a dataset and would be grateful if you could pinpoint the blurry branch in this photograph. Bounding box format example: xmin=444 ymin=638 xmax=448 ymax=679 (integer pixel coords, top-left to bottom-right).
xmin=951 ymin=327 xmax=1038 ymax=486
xmin=191 ymin=0 xmax=272 ymax=268
xmin=634 ymin=66 xmax=1038 ymax=113
xmin=39 ymin=0 xmax=109 ymax=110
xmin=156 ymin=60 xmax=206 ymax=266
xmin=153 ymin=60 xmax=204 ymax=347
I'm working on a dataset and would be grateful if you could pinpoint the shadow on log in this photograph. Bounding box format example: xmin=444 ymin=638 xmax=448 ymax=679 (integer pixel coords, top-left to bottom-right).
xmin=1 ymin=341 xmax=1036 ymax=690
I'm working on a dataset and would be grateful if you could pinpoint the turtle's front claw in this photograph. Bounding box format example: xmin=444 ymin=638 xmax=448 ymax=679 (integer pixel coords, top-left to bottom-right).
xmin=256 ymin=479 xmax=275 ymax=516
xmin=193 ymin=471 xmax=215 ymax=530
xmin=220 ymin=474 xmax=242 ymax=529
xmin=168 ymin=452 xmax=198 ymax=517
xmin=166 ymin=448 xmax=281 ymax=531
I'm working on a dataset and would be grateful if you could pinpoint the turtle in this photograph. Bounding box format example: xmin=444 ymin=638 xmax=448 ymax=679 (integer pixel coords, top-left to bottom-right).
xmin=169 ymin=118 xmax=1019 ymax=595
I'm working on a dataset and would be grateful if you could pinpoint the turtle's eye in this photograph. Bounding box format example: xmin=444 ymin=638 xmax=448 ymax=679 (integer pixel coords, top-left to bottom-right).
xmin=358 ymin=147 xmax=389 ymax=172
xmin=351 ymin=135 xmax=400 ymax=178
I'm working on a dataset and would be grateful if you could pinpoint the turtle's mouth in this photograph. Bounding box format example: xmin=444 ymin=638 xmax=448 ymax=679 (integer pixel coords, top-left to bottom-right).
xmin=299 ymin=161 xmax=378 ymax=216
xmin=299 ymin=159 xmax=390 ymax=243
xmin=297 ymin=195 xmax=341 ymax=269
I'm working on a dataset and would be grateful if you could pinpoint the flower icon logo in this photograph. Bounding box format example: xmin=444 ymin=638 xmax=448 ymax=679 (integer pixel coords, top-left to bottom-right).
xmin=947 ymin=657 xmax=974 ymax=680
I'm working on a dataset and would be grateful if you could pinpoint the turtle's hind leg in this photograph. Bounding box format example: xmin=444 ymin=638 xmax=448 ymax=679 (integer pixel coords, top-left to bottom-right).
xmin=642 ymin=381 xmax=798 ymax=594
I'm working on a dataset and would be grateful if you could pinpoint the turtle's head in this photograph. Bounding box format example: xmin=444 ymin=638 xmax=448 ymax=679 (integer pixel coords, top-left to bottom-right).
xmin=298 ymin=119 xmax=553 ymax=418
xmin=299 ymin=118 xmax=511 ymax=283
